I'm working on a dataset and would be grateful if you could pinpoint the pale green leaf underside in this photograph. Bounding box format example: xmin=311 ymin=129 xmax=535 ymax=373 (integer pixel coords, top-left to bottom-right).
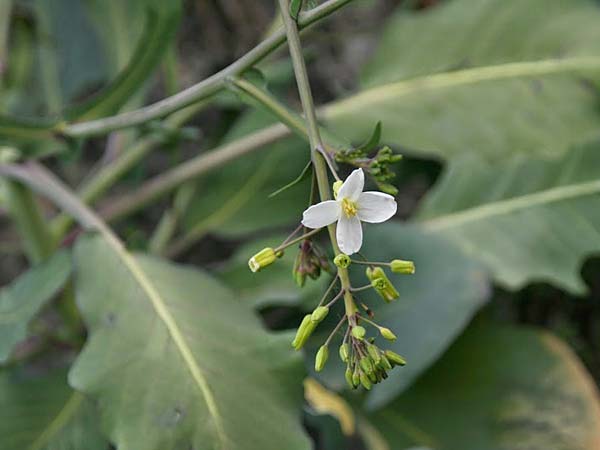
xmin=418 ymin=140 xmax=600 ymax=294
xmin=0 ymin=368 xmax=107 ymax=450
xmin=372 ymin=324 xmax=600 ymax=450
xmin=69 ymin=235 xmax=310 ymax=450
xmin=322 ymin=0 xmax=600 ymax=161
xmin=0 ymin=250 xmax=71 ymax=362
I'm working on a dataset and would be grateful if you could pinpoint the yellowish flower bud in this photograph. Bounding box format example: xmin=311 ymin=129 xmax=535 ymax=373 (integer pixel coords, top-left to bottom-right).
xmin=332 ymin=180 xmax=344 ymax=199
xmin=366 ymin=267 xmax=399 ymax=302
xmin=333 ymin=254 xmax=351 ymax=268
xmin=311 ymin=306 xmax=329 ymax=323
xmin=390 ymin=259 xmax=415 ymax=274
xmin=367 ymin=344 xmax=381 ymax=364
xmin=345 ymin=367 xmax=355 ymax=389
xmin=292 ymin=315 xmax=317 ymax=350
xmin=248 ymin=247 xmax=278 ymax=272
xmin=379 ymin=327 xmax=397 ymax=341
xmin=351 ymin=325 xmax=366 ymax=340
xmin=384 ymin=350 xmax=407 ymax=366
xmin=339 ymin=343 xmax=350 ymax=362
xmin=315 ymin=345 xmax=329 ymax=372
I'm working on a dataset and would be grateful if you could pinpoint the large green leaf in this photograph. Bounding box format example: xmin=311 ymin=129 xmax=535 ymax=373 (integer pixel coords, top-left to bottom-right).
xmin=370 ymin=323 xmax=600 ymax=450
xmin=417 ymin=140 xmax=600 ymax=294
xmin=0 ymin=250 xmax=71 ymax=362
xmin=0 ymin=367 xmax=108 ymax=450
xmin=305 ymin=223 xmax=489 ymax=409
xmin=69 ymin=234 xmax=310 ymax=450
xmin=322 ymin=0 xmax=600 ymax=162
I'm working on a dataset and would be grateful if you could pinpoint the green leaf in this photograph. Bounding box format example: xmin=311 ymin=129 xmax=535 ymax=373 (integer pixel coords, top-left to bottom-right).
xmin=0 ymin=250 xmax=71 ymax=362
xmin=356 ymin=121 xmax=382 ymax=154
xmin=66 ymin=3 xmax=182 ymax=121
xmin=417 ymin=140 xmax=600 ymax=295
xmin=306 ymin=223 xmax=489 ymax=408
xmin=69 ymin=234 xmax=311 ymax=450
xmin=0 ymin=367 xmax=108 ymax=450
xmin=370 ymin=323 xmax=600 ymax=450
xmin=218 ymin=233 xmax=329 ymax=310
xmin=183 ymin=111 xmax=311 ymax=238
xmin=323 ymin=0 xmax=600 ymax=162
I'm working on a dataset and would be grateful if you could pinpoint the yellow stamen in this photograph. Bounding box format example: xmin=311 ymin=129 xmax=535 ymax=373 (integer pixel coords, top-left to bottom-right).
xmin=341 ymin=198 xmax=358 ymax=217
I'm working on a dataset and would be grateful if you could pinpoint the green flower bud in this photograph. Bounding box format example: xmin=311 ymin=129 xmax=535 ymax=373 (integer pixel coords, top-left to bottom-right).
xmin=311 ymin=306 xmax=329 ymax=323
xmin=333 ymin=180 xmax=344 ymax=199
xmin=315 ymin=345 xmax=329 ymax=372
xmin=359 ymin=373 xmax=372 ymax=390
xmin=379 ymin=327 xmax=397 ymax=341
xmin=292 ymin=315 xmax=317 ymax=350
xmin=345 ymin=367 xmax=355 ymax=389
xmin=351 ymin=326 xmax=366 ymax=340
xmin=384 ymin=350 xmax=407 ymax=366
xmin=248 ymin=247 xmax=278 ymax=272
xmin=390 ymin=259 xmax=415 ymax=274
xmin=333 ymin=254 xmax=351 ymax=268
xmin=366 ymin=267 xmax=399 ymax=302
xmin=379 ymin=355 xmax=393 ymax=371
xmin=359 ymin=357 xmax=374 ymax=375
xmin=339 ymin=343 xmax=350 ymax=362
xmin=367 ymin=344 xmax=381 ymax=364
xmin=352 ymin=371 xmax=360 ymax=388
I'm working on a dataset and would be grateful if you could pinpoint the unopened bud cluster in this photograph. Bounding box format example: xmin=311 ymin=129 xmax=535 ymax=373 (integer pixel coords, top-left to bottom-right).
xmin=341 ymin=319 xmax=406 ymax=390
xmin=293 ymin=239 xmax=330 ymax=287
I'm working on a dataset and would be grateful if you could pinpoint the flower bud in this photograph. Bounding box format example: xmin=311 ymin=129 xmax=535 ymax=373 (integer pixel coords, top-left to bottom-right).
xmin=352 ymin=371 xmax=360 ymax=388
xmin=379 ymin=327 xmax=397 ymax=341
xmin=359 ymin=373 xmax=372 ymax=390
xmin=311 ymin=306 xmax=329 ymax=323
xmin=248 ymin=247 xmax=278 ymax=272
xmin=367 ymin=344 xmax=381 ymax=364
xmin=315 ymin=345 xmax=329 ymax=372
xmin=333 ymin=180 xmax=344 ymax=199
xmin=366 ymin=267 xmax=399 ymax=302
xmin=345 ymin=367 xmax=355 ymax=389
xmin=339 ymin=343 xmax=350 ymax=362
xmin=333 ymin=254 xmax=351 ymax=268
xmin=379 ymin=355 xmax=393 ymax=371
xmin=384 ymin=350 xmax=407 ymax=366
xmin=351 ymin=325 xmax=366 ymax=340
xmin=390 ymin=259 xmax=415 ymax=274
xmin=292 ymin=315 xmax=317 ymax=350
xmin=359 ymin=357 xmax=374 ymax=374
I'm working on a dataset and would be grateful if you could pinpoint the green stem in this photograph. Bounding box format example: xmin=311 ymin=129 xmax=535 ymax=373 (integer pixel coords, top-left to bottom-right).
xmin=60 ymin=0 xmax=353 ymax=138
xmin=277 ymin=0 xmax=356 ymax=317
xmin=50 ymin=102 xmax=206 ymax=239
xmin=274 ymin=227 xmax=322 ymax=252
xmin=5 ymin=181 xmax=53 ymax=264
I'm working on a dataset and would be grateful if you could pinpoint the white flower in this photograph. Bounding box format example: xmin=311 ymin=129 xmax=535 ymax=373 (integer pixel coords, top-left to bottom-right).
xmin=301 ymin=168 xmax=397 ymax=255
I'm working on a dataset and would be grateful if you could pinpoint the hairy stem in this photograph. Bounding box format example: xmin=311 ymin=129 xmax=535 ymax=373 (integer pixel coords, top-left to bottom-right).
xmin=61 ymin=0 xmax=353 ymax=138
xmin=277 ymin=0 xmax=356 ymax=316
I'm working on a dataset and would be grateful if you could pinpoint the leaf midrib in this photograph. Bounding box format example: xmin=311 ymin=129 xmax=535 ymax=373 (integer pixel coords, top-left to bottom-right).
xmin=322 ymin=57 xmax=600 ymax=117
xmin=421 ymin=178 xmax=600 ymax=231
xmin=101 ymin=233 xmax=228 ymax=449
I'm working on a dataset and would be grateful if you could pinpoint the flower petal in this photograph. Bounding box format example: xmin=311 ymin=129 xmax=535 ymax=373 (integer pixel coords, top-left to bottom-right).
xmin=302 ymin=200 xmax=341 ymax=228
xmin=337 ymin=168 xmax=364 ymax=201
xmin=357 ymin=192 xmax=397 ymax=223
xmin=336 ymin=215 xmax=363 ymax=255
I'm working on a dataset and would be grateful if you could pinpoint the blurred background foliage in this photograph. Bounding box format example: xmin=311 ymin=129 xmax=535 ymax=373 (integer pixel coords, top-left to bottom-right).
xmin=1 ymin=0 xmax=600 ymax=449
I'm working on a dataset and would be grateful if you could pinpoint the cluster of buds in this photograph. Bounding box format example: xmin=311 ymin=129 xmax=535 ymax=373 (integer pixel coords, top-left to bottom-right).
xmin=341 ymin=320 xmax=406 ymax=390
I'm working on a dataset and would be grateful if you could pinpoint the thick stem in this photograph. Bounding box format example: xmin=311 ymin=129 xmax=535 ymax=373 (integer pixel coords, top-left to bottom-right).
xmin=278 ymin=0 xmax=356 ymax=317
xmin=61 ymin=0 xmax=353 ymax=138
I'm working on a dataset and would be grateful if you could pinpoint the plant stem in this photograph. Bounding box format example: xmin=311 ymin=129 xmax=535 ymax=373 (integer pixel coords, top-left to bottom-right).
xmin=278 ymin=0 xmax=356 ymax=317
xmin=5 ymin=181 xmax=53 ymax=264
xmin=99 ymin=124 xmax=290 ymax=222
xmin=61 ymin=0 xmax=353 ymax=138
xmin=50 ymin=102 xmax=206 ymax=239
xmin=274 ymin=227 xmax=322 ymax=252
